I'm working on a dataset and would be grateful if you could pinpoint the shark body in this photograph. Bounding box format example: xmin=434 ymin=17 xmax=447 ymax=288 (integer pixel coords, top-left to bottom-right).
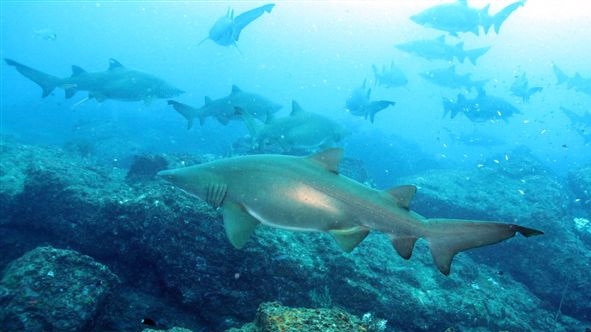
xmin=421 ymin=65 xmax=487 ymax=91
xmin=443 ymin=90 xmax=521 ymax=123
xmin=510 ymin=72 xmax=542 ymax=102
xmin=346 ymin=80 xmax=396 ymax=123
xmin=372 ymin=62 xmax=408 ymax=88
xmin=5 ymin=58 xmax=184 ymax=103
xmin=201 ymin=3 xmax=275 ymax=47
xmin=410 ymin=0 xmax=526 ymax=36
xmin=241 ymin=100 xmax=348 ymax=152
xmin=395 ymin=35 xmax=490 ymax=65
xmin=168 ymin=85 xmax=281 ymax=129
xmin=158 ymin=149 xmax=542 ymax=275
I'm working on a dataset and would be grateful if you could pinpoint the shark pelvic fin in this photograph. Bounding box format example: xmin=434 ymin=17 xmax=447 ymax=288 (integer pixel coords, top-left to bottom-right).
xmin=386 ymin=185 xmax=417 ymax=209
xmin=329 ymin=226 xmax=370 ymax=252
xmin=308 ymin=148 xmax=343 ymax=174
xmin=222 ymin=202 xmax=260 ymax=249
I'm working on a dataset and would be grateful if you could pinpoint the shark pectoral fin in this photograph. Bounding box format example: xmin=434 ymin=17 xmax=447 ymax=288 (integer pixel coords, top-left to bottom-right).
xmin=222 ymin=202 xmax=260 ymax=249
xmin=329 ymin=226 xmax=369 ymax=253
xmin=390 ymin=235 xmax=418 ymax=259
xmin=385 ymin=185 xmax=417 ymax=209
xmin=426 ymin=219 xmax=543 ymax=275
xmin=308 ymin=148 xmax=343 ymax=174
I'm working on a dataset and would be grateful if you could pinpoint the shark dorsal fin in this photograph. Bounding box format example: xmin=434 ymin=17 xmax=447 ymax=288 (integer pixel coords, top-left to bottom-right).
xmin=204 ymin=96 xmax=212 ymax=105
xmin=290 ymin=100 xmax=305 ymax=116
xmin=71 ymin=65 xmax=86 ymax=77
xmin=308 ymin=148 xmax=343 ymax=174
xmin=386 ymin=185 xmax=417 ymax=209
xmin=108 ymin=58 xmax=124 ymax=70
xmin=231 ymin=85 xmax=242 ymax=95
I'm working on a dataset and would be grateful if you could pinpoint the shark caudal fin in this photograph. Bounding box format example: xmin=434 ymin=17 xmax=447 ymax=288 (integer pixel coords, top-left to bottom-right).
xmin=465 ymin=46 xmax=491 ymax=65
xmin=488 ymin=0 xmax=526 ymax=34
xmin=5 ymin=58 xmax=61 ymax=98
xmin=424 ymin=219 xmax=543 ymax=275
xmin=167 ymin=100 xmax=199 ymax=129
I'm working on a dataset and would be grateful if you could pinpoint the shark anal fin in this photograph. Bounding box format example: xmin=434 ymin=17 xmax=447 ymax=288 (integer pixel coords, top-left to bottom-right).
xmin=222 ymin=202 xmax=260 ymax=249
xmin=329 ymin=226 xmax=369 ymax=253
xmin=385 ymin=185 xmax=416 ymax=209
xmin=308 ymin=148 xmax=343 ymax=174
xmin=390 ymin=235 xmax=418 ymax=259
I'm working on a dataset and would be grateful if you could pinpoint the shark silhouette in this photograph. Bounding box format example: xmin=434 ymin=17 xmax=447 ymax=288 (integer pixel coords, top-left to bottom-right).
xmin=5 ymin=58 xmax=184 ymax=103
xmin=158 ymin=148 xmax=543 ymax=275
xmin=200 ymin=3 xmax=275 ymax=48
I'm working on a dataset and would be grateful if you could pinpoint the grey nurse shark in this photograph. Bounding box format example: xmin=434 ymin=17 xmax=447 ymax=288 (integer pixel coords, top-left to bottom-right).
xmin=158 ymin=148 xmax=543 ymax=275
xmin=168 ymin=85 xmax=281 ymax=129
xmin=443 ymin=90 xmax=521 ymax=123
xmin=241 ymin=100 xmax=349 ymax=152
xmin=200 ymin=3 xmax=275 ymax=47
xmin=4 ymin=58 xmax=184 ymax=103
xmin=411 ymin=0 xmax=526 ymax=36
xmin=421 ymin=65 xmax=487 ymax=91
xmin=395 ymin=35 xmax=490 ymax=65
xmin=510 ymin=72 xmax=542 ymax=102
xmin=553 ymin=64 xmax=591 ymax=97
xmin=372 ymin=62 xmax=408 ymax=88
xmin=345 ymin=80 xmax=396 ymax=123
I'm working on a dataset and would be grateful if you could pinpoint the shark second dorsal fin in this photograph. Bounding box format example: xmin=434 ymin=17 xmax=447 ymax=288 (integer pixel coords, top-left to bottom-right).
xmin=386 ymin=185 xmax=417 ymax=209
xmin=108 ymin=58 xmax=124 ymax=70
xmin=71 ymin=65 xmax=86 ymax=77
xmin=308 ymin=148 xmax=343 ymax=174
xmin=222 ymin=201 xmax=260 ymax=249
xmin=231 ymin=85 xmax=242 ymax=95
xmin=204 ymin=96 xmax=212 ymax=105
xmin=290 ymin=100 xmax=305 ymax=116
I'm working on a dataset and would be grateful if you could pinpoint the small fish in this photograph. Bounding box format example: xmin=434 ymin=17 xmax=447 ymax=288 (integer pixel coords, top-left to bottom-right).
xmin=141 ymin=318 xmax=156 ymax=326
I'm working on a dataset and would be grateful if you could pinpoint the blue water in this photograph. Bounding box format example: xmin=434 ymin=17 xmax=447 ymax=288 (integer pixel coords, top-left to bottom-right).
xmin=1 ymin=1 xmax=590 ymax=330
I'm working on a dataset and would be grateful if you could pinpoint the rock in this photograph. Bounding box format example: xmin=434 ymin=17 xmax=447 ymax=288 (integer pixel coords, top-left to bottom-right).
xmin=0 ymin=246 xmax=119 ymax=331
xmin=126 ymin=154 xmax=169 ymax=183
xmin=0 ymin=140 xmax=587 ymax=331
xmin=226 ymin=302 xmax=387 ymax=332
xmin=568 ymin=164 xmax=591 ymax=207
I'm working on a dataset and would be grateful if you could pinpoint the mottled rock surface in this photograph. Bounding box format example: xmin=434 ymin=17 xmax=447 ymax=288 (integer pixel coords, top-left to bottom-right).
xmin=0 ymin=140 xmax=588 ymax=331
xmin=0 ymin=246 xmax=119 ymax=331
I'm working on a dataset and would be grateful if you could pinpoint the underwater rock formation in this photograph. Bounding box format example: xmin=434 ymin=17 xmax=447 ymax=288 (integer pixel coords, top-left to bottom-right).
xmin=0 ymin=246 xmax=119 ymax=331
xmin=568 ymin=163 xmax=591 ymax=208
xmin=0 ymin=139 xmax=587 ymax=331
xmin=226 ymin=301 xmax=387 ymax=332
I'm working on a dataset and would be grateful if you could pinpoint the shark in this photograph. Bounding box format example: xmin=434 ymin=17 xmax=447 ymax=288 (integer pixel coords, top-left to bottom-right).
xmin=345 ymin=80 xmax=396 ymax=123
xmin=421 ymin=65 xmax=487 ymax=91
xmin=200 ymin=3 xmax=275 ymax=48
xmin=372 ymin=62 xmax=408 ymax=88
xmin=395 ymin=35 xmax=490 ymax=65
xmin=241 ymin=100 xmax=348 ymax=152
xmin=510 ymin=72 xmax=542 ymax=102
xmin=552 ymin=64 xmax=591 ymax=97
xmin=157 ymin=148 xmax=543 ymax=275
xmin=561 ymin=107 xmax=591 ymax=143
xmin=410 ymin=0 xmax=526 ymax=36
xmin=4 ymin=58 xmax=184 ymax=103
xmin=443 ymin=90 xmax=521 ymax=123
xmin=168 ymin=85 xmax=281 ymax=129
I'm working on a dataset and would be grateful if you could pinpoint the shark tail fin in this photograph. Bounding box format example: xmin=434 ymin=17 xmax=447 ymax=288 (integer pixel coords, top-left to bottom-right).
xmin=442 ymin=97 xmax=457 ymax=118
xmin=5 ymin=58 xmax=61 ymax=98
xmin=366 ymin=100 xmax=396 ymax=123
xmin=425 ymin=219 xmax=543 ymax=275
xmin=167 ymin=100 xmax=199 ymax=129
xmin=489 ymin=0 xmax=526 ymax=34
xmin=552 ymin=64 xmax=569 ymax=85
xmin=465 ymin=46 xmax=490 ymax=65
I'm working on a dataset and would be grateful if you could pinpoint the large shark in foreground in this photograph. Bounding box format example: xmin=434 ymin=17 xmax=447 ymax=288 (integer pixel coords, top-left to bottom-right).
xmin=5 ymin=58 xmax=184 ymax=103
xmin=168 ymin=85 xmax=281 ymax=129
xmin=200 ymin=3 xmax=275 ymax=48
xmin=158 ymin=148 xmax=542 ymax=275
